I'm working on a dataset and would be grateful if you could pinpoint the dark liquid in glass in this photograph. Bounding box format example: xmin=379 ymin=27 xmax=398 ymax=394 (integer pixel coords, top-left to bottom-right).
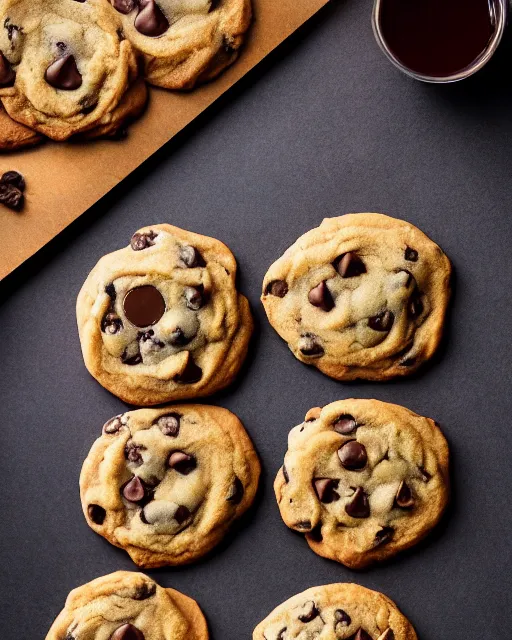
xmin=379 ymin=0 xmax=497 ymax=77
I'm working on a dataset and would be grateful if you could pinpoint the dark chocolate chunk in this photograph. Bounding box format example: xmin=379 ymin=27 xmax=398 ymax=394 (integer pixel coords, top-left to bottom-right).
xmin=105 ymin=283 xmax=116 ymax=300
xmin=131 ymin=230 xmax=157 ymax=250
xmin=333 ymin=414 xmax=357 ymax=435
xmin=101 ymin=311 xmax=123 ymax=334
xmin=265 ymin=280 xmax=288 ymax=297
xmin=394 ymin=481 xmax=414 ymax=508
xmin=125 ymin=441 xmax=145 ymax=464
xmin=111 ymin=623 xmax=145 ymax=640
xmin=0 ymin=183 xmax=23 ymax=210
xmin=308 ymin=281 xmax=335 ymax=311
xmin=178 ymin=244 xmax=204 ymax=268
xmin=295 ymin=520 xmax=312 ymax=531
xmin=345 ymin=487 xmax=370 ymax=518
xmin=134 ymin=0 xmax=169 ymax=36
xmin=0 ymin=51 xmax=15 ymax=87
xmin=88 ymin=504 xmax=106 ymax=525
xmin=156 ymin=413 xmax=180 ymax=436
xmin=334 ymin=610 xmax=351 ymax=628
xmin=123 ymin=285 xmax=165 ymax=327
xmin=282 ymin=465 xmax=289 ymax=483
xmin=45 ymin=54 xmax=82 ymax=90
xmin=308 ymin=523 xmax=323 ymax=542
xmin=377 ymin=629 xmax=395 ymax=640
xmin=139 ymin=330 xmax=164 ymax=348
xmin=174 ymin=505 xmax=191 ymax=524
xmin=334 ymin=252 xmax=366 ymax=278
xmin=112 ymin=0 xmax=138 ymax=14
xmin=168 ymin=451 xmax=196 ymax=475
xmin=184 ymin=286 xmax=204 ymax=310
xmin=174 ymin=357 xmax=202 ymax=383
xmin=405 ymin=246 xmax=418 ymax=262
xmin=373 ymin=526 xmax=394 ymax=547
xmin=409 ymin=293 xmax=424 ymax=318
xmin=338 ymin=441 xmax=367 ymax=470
xmin=121 ymin=349 xmax=142 ymax=365
xmin=132 ymin=581 xmax=156 ymax=600
xmin=368 ymin=310 xmax=394 ymax=332
xmin=1 ymin=170 xmax=25 ymax=191
xmin=298 ymin=601 xmax=319 ymax=623
xmin=299 ymin=333 xmax=324 ymax=357
xmin=226 ymin=476 xmax=244 ymax=504
xmin=122 ymin=476 xmax=146 ymax=503
xmin=103 ymin=415 xmax=124 ymax=434
xmin=313 ymin=478 xmax=339 ymax=503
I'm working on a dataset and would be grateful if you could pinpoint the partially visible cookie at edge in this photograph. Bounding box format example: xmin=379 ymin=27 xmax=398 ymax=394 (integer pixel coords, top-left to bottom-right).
xmin=274 ymin=399 xmax=450 ymax=569
xmin=45 ymin=571 xmax=209 ymax=640
xmin=0 ymin=105 xmax=43 ymax=151
xmin=253 ymin=583 xmax=418 ymax=640
xmin=261 ymin=213 xmax=452 ymax=381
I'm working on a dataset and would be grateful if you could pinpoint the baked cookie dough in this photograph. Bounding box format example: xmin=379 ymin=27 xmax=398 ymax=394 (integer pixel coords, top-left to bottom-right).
xmin=80 ymin=405 xmax=260 ymax=567
xmin=261 ymin=213 xmax=452 ymax=381
xmin=45 ymin=571 xmax=208 ymax=640
xmin=110 ymin=0 xmax=252 ymax=89
xmin=0 ymin=0 xmax=141 ymax=140
xmin=0 ymin=105 xmax=43 ymax=150
xmin=254 ymin=583 xmax=417 ymax=640
xmin=274 ymin=399 xmax=450 ymax=569
xmin=77 ymin=223 xmax=253 ymax=405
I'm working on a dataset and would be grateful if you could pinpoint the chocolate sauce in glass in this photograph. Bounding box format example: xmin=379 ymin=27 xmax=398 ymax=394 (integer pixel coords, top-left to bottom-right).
xmin=379 ymin=0 xmax=497 ymax=77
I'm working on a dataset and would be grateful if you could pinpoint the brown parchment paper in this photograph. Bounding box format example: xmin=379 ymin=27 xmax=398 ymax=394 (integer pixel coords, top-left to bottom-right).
xmin=0 ymin=0 xmax=329 ymax=280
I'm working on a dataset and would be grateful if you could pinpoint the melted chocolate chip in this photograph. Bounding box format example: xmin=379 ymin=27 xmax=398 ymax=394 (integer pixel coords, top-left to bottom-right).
xmin=103 ymin=415 xmax=124 ymax=434
xmin=0 ymin=51 xmax=15 ymax=87
xmin=298 ymin=601 xmax=319 ymax=623
xmin=112 ymin=0 xmax=138 ymax=14
xmin=168 ymin=451 xmax=196 ymax=474
xmin=338 ymin=441 xmax=367 ymax=470
xmin=156 ymin=413 xmax=180 ymax=436
xmin=139 ymin=330 xmax=164 ymax=348
xmin=132 ymin=581 xmax=157 ymax=600
xmin=178 ymin=245 xmax=204 ymax=268
xmin=226 ymin=476 xmax=244 ymax=504
xmin=405 ymin=246 xmax=418 ymax=262
xmin=122 ymin=476 xmax=146 ymax=503
xmin=168 ymin=327 xmax=191 ymax=346
xmin=101 ymin=312 xmax=123 ymax=334
xmin=105 ymin=283 xmax=116 ymax=300
xmin=308 ymin=281 xmax=334 ymax=311
xmin=88 ymin=504 xmax=106 ymax=525
xmin=334 ymin=610 xmax=351 ymax=628
xmin=45 ymin=54 xmax=82 ymax=90
xmin=298 ymin=333 xmax=324 ymax=357
xmin=377 ymin=630 xmax=395 ymax=640
xmin=131 ymin=230 xmax=157 ymax=250
xmin=121 ymin=349 xmax=142 ymax=365
xmin=345 ymin=487 xmax=370 ymax=518
xmin=185 ymin=286 xmax=204 ymax=310
xmin=334 ymin=252 xmax=366 ymax=278
xmin=125 ymin=441 xmax=145 ymax=464
xmin=368 ymin=310 xmax=394 ymax=332
xmin=1 ymin=171 xmax=25 ymax=191
xmin=0 ymin=183 xmax=23 ymax=210
xmin=313 ymin=478 xmax=339 ymax=503
xmin=174 ymin=357 xmax=202 ymax=383
xmin=174 ymin=505 xmax=191 ymax=524
xmin=333 ymin=414 xmax=357 ymax=435
xmin=295 ymin=520 xmax=312 ymax=531
xmin=134 ymin=0 xmax=169 ymax=36
xmin=111 ymin=623 xmax=145 ymax=640
xmin=308 ymin=523 xmax=323 ymax=542
xmin=123 ymin=285 xmax=165 ymax=327
xmin=395 ymin=481 xmax=414 ymax=508
xmin=282 ymin=465 xmax=289 ymax=483
xmin=265 ymin=280 xmax=288 ymax=297
xmin=373 ymin=526 xmax=394 ymax=547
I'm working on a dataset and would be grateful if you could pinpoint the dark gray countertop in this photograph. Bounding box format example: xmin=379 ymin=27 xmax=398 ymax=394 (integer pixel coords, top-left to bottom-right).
xmin=1 ymin=1 xmax=512 ymax=638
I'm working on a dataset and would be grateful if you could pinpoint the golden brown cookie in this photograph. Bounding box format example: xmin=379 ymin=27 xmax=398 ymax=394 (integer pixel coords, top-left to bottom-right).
xmin=80 ymin=405 xmax=260 ymax=567
xmin=261 ymin=213 xmax=452 ymax=381
xmin=45 ymin=571 xmax=208 ymax=640
xmin=274 ymin=399 xmax=450 ymax=569
xmin=254 ymin=583 xmax=417 ymax=640
xmin=0 ymin=105 xmax=43 ymax=151
xmin=77 ymin=223 xmax=253 ymax=405
xmin=109 ymin=0 xmax=252 ymax=89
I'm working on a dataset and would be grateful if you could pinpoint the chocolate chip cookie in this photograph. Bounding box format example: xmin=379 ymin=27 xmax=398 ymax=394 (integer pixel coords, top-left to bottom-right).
xmin=261 ymin=213 xmax=452 ymax=381
xmin=110 ymin=0 xmax=252 ymax=89
xmin=274 ymin=399 xmax=449 ymax=569
xmin=80 ymin=405 xmax=260 ymax=567
xmin=254 ymin=583 xmax=417 ymax=640
xmin=45 ymin=571 xmax=208 ymax=640
xmin=0 ymin=0 xmax=141 ymax=141
xmin=0 ymin=105 xmax=43 ymax=150
xmin=77 ymin=223 xmax=253 ymax=405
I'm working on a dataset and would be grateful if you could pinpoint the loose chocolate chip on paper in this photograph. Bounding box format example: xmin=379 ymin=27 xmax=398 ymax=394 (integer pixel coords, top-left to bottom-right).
xmin=122 ymin=476 xmax=146 ymax=503
xmin=111 ymin=623 xmax=145 ymax=640
xmin=156 ymin=413 xmax=180 ymax=436
xmin=338 ymin=441 xmax=367 ymax=470
xmin=298 ymin=333 xmax=324 ymax=357
xmin=373 ymin=526 xmax=394 ymax=547
xmin=168 ymin=451 xmax=196 ymax=475
xmin=45 ymin=54 xmax=82 ymax=90
xmin=298 ymin=601 xmax=319 ymax=623
xmin=405 ymin=246 xmax=418 ymax=262
xmin=0 ymin=51 xmax=15 ymax=86
xmin=308 ymin=281 xmax=335 ymax=311
xmin=88 ymin=504 xmax=106 ymax=525
xmin=131 ymin=230 xmax=157 ymax=250
xmin=395 ymin=480 xmax=414 ymax=508
xmin=333 ymin=414 xmax=357 ymax=435
xmin=368 ymin=310 xmax=394 ymax=332
xmin=112 ymin=0 xmax=138 ymax=14
xmin=345 ymin=487 xmax=370 ymax=518
xmin=313 ymin=478 xmax=339 ymax=503
xmin=1 ymin=171 xmax=25 ymax=191
xmin=226 ymin=476 xmax=244 ymax=504
xmin=174 ymin=356 xmax=202 ymax=383
xmin=266 ymin=280 xmax=288 ymax=297
xmin=174 ymin=505 xmax=191 ymax=524
xmin=334 ymin=252 xmax=366 ymax=278
xmin=0 ymin=183 xmax=23 ymax=210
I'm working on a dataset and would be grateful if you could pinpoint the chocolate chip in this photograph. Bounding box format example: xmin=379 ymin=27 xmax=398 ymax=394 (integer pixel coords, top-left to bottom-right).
xmin=132 ymin=581 xmax=156 ymax=600
xmin=131 ymin=230 xmax=157 ymax=250
xmin=351 ymin=631 xmax=372 ymax=640
xmin=377 ymin=629 xmax=395 ymax=640
xmin=105 ymin=283 xmax=116 ymax=300
xmin=265 ymin=280 xmax=288 ymax=297
xmin=174 ymin=357 xmax=202 ymax=383
xmin=334 ymin=610 xmax=351 ymax=628
xmin=298 ymin=333 xmax=324 ymax=357
xmin=88 ymin=504 xmax=106 ymax=525
xmin=0 ymin=183 xmax=23 ymax=211
xmin=308 ymin=281 xmax=334 ymax=311
xmin=174 ymin=505 xmax=191 ymax=524
xmin=308 ymin=523 xmax=323 ymax=542
xmin=345 ymin=487 xmax=369 ymax=518
xmin=156 ymin=413 xmax=180 ymax=436
xmin=0 ymin=51 xmax=15 ymax=87
xmin=313 ymin=478 xmax=339 ymax=503
xmin=139 ymin=330 xmax=164 ymax=348
xmin=121 ymin=349 xmax=142 ymax=365
xmin=134 ymin=0 xmax=169 ymax=36
xmin=1 ymin=171 xmax=25 ymax=191
xmin=298 ymin=601 xmax=319 ymax=623
xmin=395 ymin=481 xmax=414 ymax=508
xmin=373 ymin=526 xmax=394 ymax=547
xmin=185 ymin=286 xmax=204 ymax=310
xmin=125 ymin=441 xmax=145 ymax=464
xmin=56 ymin=42 xmax=67 ymax=52
xmin=338 ymin=441 xmax=367 ymax=470
xmin=282 ymin=465 xmax=289 ymax=483
xmin=103 ymin=415 xmax=124 ymax=434
xmin=334 ymin=252 xmax=366 ymax=278
xmin=226 ymin=476 xmax=244 ymax=504
xmin=168 ymin=451 xmax=196 ymax=474
xmin=333 ymin=414 xmax=357 ymax=435
xmin=295 ymin=520 xmax=312 ymax=531
xmin=167 ymin=327 xmax=191 ymax=346
xmin=405 ymin=247 xmax=418 ymax=262
xmin=277 ymin=628 xmax=287 ymax=640
xmin=101 ymin=312 xmax=123 ymax=334
xmin=418 ymin=466 xmax=431 ymax=482
xmin=409 ymin=293 xmax=424 ymax=318
xmin=123 ymin=285 xmax=165 ymax=327
xmin=368 ymin=310 xmax=394 ymax=332
xmin=122 ymin=476 xmax=146 ymax=503
xmin=45 ymin=54 xmax=82 ymax=90
xmin=111 ymin=623 xmax=145 ymax=640
xmin=112 ymin=0 xmax=138 ymax=14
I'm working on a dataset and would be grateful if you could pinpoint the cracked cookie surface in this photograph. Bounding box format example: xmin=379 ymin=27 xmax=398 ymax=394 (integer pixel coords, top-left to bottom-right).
xmin=274 ymin=399 xmax=449 ymax=569
xmin=110 ymin=0 xmax=252 ymax=89
xmin=76 ymin=223 xmax=253 ymax=405
xmin=45 ymin=571 xmax=208 ymax=640
xmin=80 ymin=405 xmax=260 ymax=567
xmin=261 ymin=213 xmax=452 ymax=381
xmin=253 ymin=583 xmax=417 ymax=640
xmin=0 ymin=0 xmax=140 ymax=141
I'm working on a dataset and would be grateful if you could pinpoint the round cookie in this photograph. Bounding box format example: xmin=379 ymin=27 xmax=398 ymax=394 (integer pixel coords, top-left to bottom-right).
xmin=0 ymin=0 xmax=140 ymax=141
xmin=76 ymin=223 xmax=253 ymax=405
xmin=254 ymin=583 xmax=417 ymax=640
xmin=45 ymin=571 xmax=208 ymax=640
xmin=261 ymin=213 xmax=452 ymax=381
xmin=109 ymin=0 xmax=252 ymax=89
xmin=274 ymin=399 xmax=450 ymax=569
xmin=0 ymin=105 xmax=43 ymax=150
xmin=80 ymin=405 xmax=260 ymax=567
